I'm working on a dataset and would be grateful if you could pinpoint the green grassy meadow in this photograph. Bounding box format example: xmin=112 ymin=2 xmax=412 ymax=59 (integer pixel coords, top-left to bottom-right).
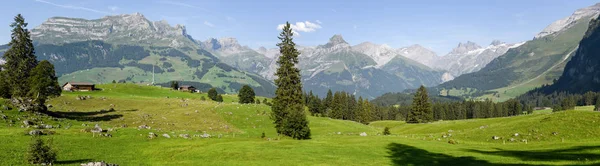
xmin=1 ymin=84 xmax=600 ymax=165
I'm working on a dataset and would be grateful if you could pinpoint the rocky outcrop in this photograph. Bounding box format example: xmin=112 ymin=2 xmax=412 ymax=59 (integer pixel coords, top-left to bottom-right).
xmin=31 ymin=13 xmax=195 ymax=47
xmin=536 ymin=3 xmax=600 ymax=39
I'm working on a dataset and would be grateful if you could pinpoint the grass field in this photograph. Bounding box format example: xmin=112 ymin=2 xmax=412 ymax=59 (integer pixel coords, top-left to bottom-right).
xmin=1 ymin=84 xmax=600 ymax=165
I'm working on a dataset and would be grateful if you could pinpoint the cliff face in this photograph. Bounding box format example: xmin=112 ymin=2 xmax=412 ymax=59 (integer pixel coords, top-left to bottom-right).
xmin=31 ymin=13 xmax=196 ymax=48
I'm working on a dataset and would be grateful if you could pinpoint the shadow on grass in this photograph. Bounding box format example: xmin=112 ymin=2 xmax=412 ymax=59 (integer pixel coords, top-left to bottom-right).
xmin=387 ymin=143 xmax=600 ymax=166
xmin=386 ymin=143 xmax=499 ymax=166
xmin=47 ymin=109 xmax=123 ymax=122
xmin=55 ymin=159 xmax=92 ymax=164
xmin=466 ymin=146 xmax=600 ymax=162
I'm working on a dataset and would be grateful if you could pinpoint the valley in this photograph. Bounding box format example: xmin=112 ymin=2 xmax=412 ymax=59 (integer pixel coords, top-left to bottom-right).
xmin=2 ymin=84 xmax=600 ymax=165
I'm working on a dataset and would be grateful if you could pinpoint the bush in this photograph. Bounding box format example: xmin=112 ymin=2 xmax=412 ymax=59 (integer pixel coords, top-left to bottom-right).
xmin=208 ymin=88 xmax=218 ymax=101
xmin=215 ymin=94 xmax=224 ymax=102
xmin=27 ymin=137 xmax=56 ymax=165
xmin=200 ymin=96 xmax=206 ymax=101
xmin=261 ymin=132 xmax=266 ymax=139
xmin=238 ymin=85 xmax=255 ymax=104
xmin=383 ymin=127 xmax=391 ymax=135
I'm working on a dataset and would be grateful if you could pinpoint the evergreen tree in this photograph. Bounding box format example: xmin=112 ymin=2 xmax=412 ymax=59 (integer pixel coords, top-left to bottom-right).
xmin=263 ymin=98 xmax=268 ymax=105
xmin=408 ymin=85 xmax=432 ymax=123
xmin=208 ymin=88 xmax=218 ymax=101
xmin=324 ymin=89 xmax=333 ymax=110
xmin=112 ymin=80 xmax=116 ymax=84
xmin=170 ymin=81 xmax=179 ymax=90
xmin=383 ymin=127 xmax=391 ymax=135
xmin=237 ymin=85 xmax=256 ymax=104
xmin=27 ymin=137 xmax=56 ymax=165
xmin=595 ymin=97 xmax=600 ymax=111
xmin=0 ymin=70 xmax=10 ymax=99
xmin=215 ymin=94 xmax=224 ymax=102
xmin=270 ymin=22 xmax=310 ymax=139
xmin=256 ymin=98 xmax=261 ymax=104
xmin=28 ymin=60 xmax=61 ymax=110
xmin=3 ymin=14 xmax=38 ymax=101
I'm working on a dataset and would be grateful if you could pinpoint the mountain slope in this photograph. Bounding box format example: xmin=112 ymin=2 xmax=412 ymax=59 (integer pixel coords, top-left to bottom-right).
xmin=201 ymin=38 xmax=271 ymax=75
xmin=535 ymin=15 xmax=600 ymax=94
xmin=23 ymin=13 xmax=276 ymax=97
xmin=434 ymin=41 xmax=523 ymax=76
xmin=436 ymin=4 xmax=600 ymax=99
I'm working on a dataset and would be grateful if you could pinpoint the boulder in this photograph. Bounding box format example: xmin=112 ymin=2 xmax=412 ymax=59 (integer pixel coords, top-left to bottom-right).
xmin=148 ymin=132 xmax=157 ymax=139
xmin=514 ymin=133 xmax=519 ymax=137
xmin=42 ymin=124 xmax=53 ymax=129
xmin=29 ymin=130 xmax=43 ymax=136
xmin=492 ymin=136 xmax=500 ymax=140
xmin=359 ymin=132 xmax=367 ymax=136
xmin=200 ymin=133 xmax=211 ymax=138
xmin=22 ymin=120 xmax=32 ymax=126
xmin=162 ymin=133 xmax=171 ymax=138
xmin=179 ymin=134 xmax=190 ymax=139
xmin=138 ymin=125 xmax=151 ymax=129
xmin=80 ymin=161 xmax=119 ymax=166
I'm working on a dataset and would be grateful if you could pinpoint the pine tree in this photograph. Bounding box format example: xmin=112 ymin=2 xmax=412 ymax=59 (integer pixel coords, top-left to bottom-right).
xmin=208 ymin=88 xmax=218 ymax=101
xmin=270 ymin=22 xmax=310 ymax=139
xmin=237 ymin=85 xmax=255 ymax=104
xmin=28 ymin=60 xmax=61 ymax=110
xmin=216 ymin=94 xmax=224 ymax=102
xmin=27 ymin=137 xmax=56 ymax=165
xmin=170 ymin=81 xmax=179 ymax=90
xmin=3 ymin=14 xmax=38 ymax=102
xmin=0 ymin=70 xmax=10 ymax=99
xmin=324 ymin=89 xmax=333 ymax=110
xmin=595 ymin=97 xmax=600 ymax=111
xmin=408 ymin=85 xmax=432 ymax=123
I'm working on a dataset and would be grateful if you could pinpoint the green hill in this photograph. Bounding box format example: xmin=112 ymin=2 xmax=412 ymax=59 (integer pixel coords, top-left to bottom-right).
xmin=436 ymin=14 xmax=594 ymax=101
xmin=1 ymin=84 xmax=600 ymax=165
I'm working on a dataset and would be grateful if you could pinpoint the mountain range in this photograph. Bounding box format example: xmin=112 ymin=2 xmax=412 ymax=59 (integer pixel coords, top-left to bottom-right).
xmin=3 ymin=3 xmax=600 ymax=100
xmin=437 ymin=3 xmax=600 ymax=100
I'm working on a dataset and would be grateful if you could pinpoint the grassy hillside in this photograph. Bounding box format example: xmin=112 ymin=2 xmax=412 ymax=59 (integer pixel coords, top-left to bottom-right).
xmin=1 ymin=84 xmax=600 ymax=165
xmin=437 ymin=15 xmax=593 ymax=101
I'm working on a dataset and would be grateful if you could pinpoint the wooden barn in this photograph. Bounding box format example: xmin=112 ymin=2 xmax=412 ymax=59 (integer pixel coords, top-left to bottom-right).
xmin=178 ymin=85 xmax=196 ymax=92
xmin=63 ymin=82 xmax=95 ymax=91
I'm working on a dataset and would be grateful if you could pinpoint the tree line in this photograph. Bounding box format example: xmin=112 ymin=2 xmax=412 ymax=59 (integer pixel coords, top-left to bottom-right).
xmin=518 ymin=90 xmax=600 ymax=111
xmin=304 ymin=86 xmax=534 ymax=124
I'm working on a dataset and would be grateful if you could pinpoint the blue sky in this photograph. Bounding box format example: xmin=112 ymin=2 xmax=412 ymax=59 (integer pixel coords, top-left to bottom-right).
xmin=0 ymin=0 xmax=598 ymax=55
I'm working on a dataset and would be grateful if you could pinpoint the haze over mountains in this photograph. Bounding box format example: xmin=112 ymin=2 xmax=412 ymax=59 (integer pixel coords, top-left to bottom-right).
xmin=1 ymin=3 xmax=600 ymax=100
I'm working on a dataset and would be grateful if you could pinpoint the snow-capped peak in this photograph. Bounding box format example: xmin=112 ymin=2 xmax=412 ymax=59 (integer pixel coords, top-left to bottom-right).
xmin=535 ymin=3 xmax=600 ymax=39
xmin=352 ymin=42 xmax=396 ymax=67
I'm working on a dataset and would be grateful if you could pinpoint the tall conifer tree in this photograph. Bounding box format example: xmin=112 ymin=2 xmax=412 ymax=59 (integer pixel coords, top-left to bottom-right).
xmin=271 ymin=22 xmax=310 ymax=139
xmin=408 ymin=85 xmax=432 ymax=123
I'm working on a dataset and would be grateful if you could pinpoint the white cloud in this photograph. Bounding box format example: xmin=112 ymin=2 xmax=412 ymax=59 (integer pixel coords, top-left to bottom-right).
xmin=108 ymin=6 xmax=119 ymax=12
xmin=276 ymin=21 xmax=322 ymax=35
xmin=34 ymin=0 xmax=111 ymax=15
xmin=316 ymin=20 xmax=322 ymax=24
xmin=204 ymin=21 xmax=215 ymax=27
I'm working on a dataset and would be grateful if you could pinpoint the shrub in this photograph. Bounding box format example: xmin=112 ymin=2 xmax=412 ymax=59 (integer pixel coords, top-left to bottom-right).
xmin=215 ymin=94 xmax=224 ymax=102
xmin=237 ymin=85 xmax=255 ymax=104
xmin=27 ymin=137 xmax=56 ymax=165
xmin=383 ymin=127 xmax=391 ymax=135
xmin=261 ymin=132 xmax=266 ymax=139
xmin=208 ymin=88 xmax=218 ymax=101
xmin=200 ymin=96 xmax=206 ymax=101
